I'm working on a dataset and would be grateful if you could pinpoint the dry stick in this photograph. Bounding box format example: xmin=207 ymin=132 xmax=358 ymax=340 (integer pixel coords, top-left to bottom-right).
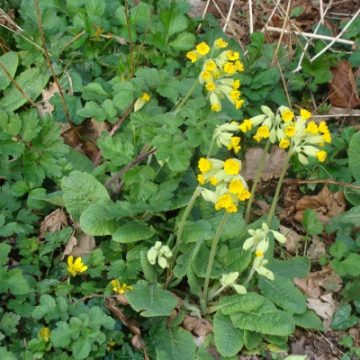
xmin=124 ymin=0 xmax=134 ymax=79
xmin=93 ymin=100 xmax=137 ymax=168
xmin=0 ymin=61 xmax=38 ymax=109
xmin=105 ymin=147 xmax=157 ymax=189
xmin=223 ymin=0 xmax=236 ymax=32
xmin=34 ymin=0 xmax=83 ymax=142
xmin=196 ymin=0 xmax=211 ymax=32
xmin=273 ymin=0 xmax=292 ymax=61
xmin=319 ymin=0 xmax=325 ymax=25
xmin=248 ymin=0 xmax=254 ymax=34
xmin=290 ymin=179 xmax=360 ymax=190
xmin=60 ymin=30 xmax=85 ymax=54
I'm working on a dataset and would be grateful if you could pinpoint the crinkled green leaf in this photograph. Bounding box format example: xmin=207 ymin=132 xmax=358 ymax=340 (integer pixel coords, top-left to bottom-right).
xmin=219 ymin=293 xmax=265 ymax=315
xmin=0 ymin=52 xmax=18 ymax=91
xmin=221 ymin=247 xmax=252 ymax=274
xmin=112 ymin=220 xmax=155 ymax=243
xmin=293 ymin=310 xmax=323 ymax=330
xmin=244 ymin=330 xmax=262 ymax=350
xmin=268 ymin=257 xmax=310 ymax=280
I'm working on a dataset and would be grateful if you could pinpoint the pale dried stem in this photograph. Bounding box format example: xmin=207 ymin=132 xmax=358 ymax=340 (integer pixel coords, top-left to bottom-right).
xmin=196 ymin=0 xmax=211 ymax=32
xmin=223 ymin=0 xmax=236 ymax=32
xmin=248 ymin=0 xmax=254 ymax=34
xmin=291 ymin=179 xmax=360 ymax=190
xmin=319 ymin=0 xmax=325 ymax=24
xmin=273 ymin=0 xmax=292 ymax=61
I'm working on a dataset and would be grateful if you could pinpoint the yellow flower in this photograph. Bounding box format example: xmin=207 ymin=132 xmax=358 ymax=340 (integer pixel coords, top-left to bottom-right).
xmin=323 ymin=131 xmax=331 ymax=143
xmin=230 ymin=90 xmax=241 ymax=102
xmin=227 ymin=50 xmax=239 ymax=61
xmin=215 ymin=38 xmax=228 ymax=48
xmin=237 ymin=189 xmax=251 ymax=201
xmin=223 ymin=62 xmax=236 ymax=74
xmin=234 ymin=60 xmax=244 ymax=72
xmin=205 ymin=81 xmax=216 ymax=91
xmin=225 ymin=204 xmax=238 ymax=213
xmin=211 ymin=103 xmax=221 ymax=112
xmin=281 ymin=109 xmax=294 ymax=122
xmin=227 ymin=136 xmax=241 ymax=153
xmin=279 ymin=138 xmax=290 ymax=149
xmin=197 ymin=174 xmax=205 ymax=185
xmin=253 ymin=134 xmax=262 ymax=142
xmin=213 ymin=71 xmax=220 ymax=79
xmin=233 ymin=80 xmax=240 ymax=90
xmin=205 ymin=60 xmax=217 ymax=71
xmin=235 ymin=99 xmax=244 ymax=109
xmin=111 ymin=279 xmax=134 ymax=294
xmin=239 ymin=120 xmax=252 ymax=132
xmin=316 ymin=150 xmax=327 ymax=162
xmin=209 ymin=177 xmax=218 ymax=186
xmin=196 ymin=42 xmax=210 ymax=55
xmin=228 ymin=179 xmax=244 ymax=194
xmin=285 ymin=125 xmax=295 ymax=137
xmin=215 ymin=194 xmax=233 ymax=209
xmin=141 ymin=93 xmax=150 ymax=102
xmin=198 ymin=157 xmax=212 ymax=173
xmin=201 ymin=71 xmax=211 ymax=81
xmin=39 ymin=328 xmax=50 ymax=342
xmin=305 ymin=121 xmax=318 ymax=134
xmin=300 ymin=109 xmax=312 ymax=120
xmin=224 ymin=159 xmax=241 ymax=175
xmin=255 ymin=250 xmax=263 ymax=257
xmin=186 ymin=51 xmax=197 ymax=63
xmin=67 ymin=256 xmax=87 ymax=277
xmin=318 ymin=121 xmax=329 ymax=133
xmin=257 ymin=126 xmax=270 ymax=139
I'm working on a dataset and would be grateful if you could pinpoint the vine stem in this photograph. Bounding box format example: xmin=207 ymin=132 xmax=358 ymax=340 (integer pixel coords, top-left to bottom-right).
xmin=266 ymin=147 xmax=293 ymax=227
xmin=175 ymin=79 xmax=199 ymax=111
xmin=201 ymin=211 xmax=230 ymax=313
xmin=244 ymin=138 xmax=271 ymax=224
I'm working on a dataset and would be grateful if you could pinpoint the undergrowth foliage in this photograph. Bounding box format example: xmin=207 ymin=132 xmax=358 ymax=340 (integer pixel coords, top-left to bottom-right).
xmin=1 ymin=0 xmax=360 ymax=359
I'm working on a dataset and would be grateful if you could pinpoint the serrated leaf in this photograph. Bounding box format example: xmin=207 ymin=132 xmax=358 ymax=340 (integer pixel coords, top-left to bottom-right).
xmin=251 ymin=68 xmax=280 ymax=90
xmin=112 ymin=220 xmax=155 ymax=243
xmin=160 ymin=3 xmax=188 ymax=38
xmin=126 ymin=281 xmax=177 ymax=317
xmin=0 ymin=347 xmax=17 ymax=360
xmin=219 ymin=293 xmax=264 ymax=315
xmin=0 ymin=52 xmax=19 ymax=91
xmin=267 ymin=257 xmax=310 ymax=279
xmin=77 ymin=101 xmax=106 ymax=122
xmin=169 ymin=32 xmax=195 ymax=52
xmin=0 ymin=312 xmax=21 ymax=335
xmin=221 ymin=247 xmax=252 ymax=273
xmin=50 ymin=93 xmax=84 ymax=125
xmin=51 ymin=318 xmax=82 ymax=347
xmin=258 ymin=275 xmax=307 ymax=314
xmin=62 ymin=171 xmax=110 ymax=220
xmin=302 ymin=208 xmax=324 ymax=235
xmin=214 ymin=312 xmax=244 ymax=357
xmin=0 ymin=243 xmax=11 ymax=266
xmin=0 ymin=268 xmax=30 ymax=295
xmin=88 ymin=306 xmax=115 ymax=330
xmin=72 ymin=337 xmax=91 ymax=360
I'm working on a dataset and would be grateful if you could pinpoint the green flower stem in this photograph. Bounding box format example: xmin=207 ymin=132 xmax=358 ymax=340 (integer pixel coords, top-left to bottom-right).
xmin=67 ymin=276 xmax=72 ymax=303
xmin=244 ymin=138 xmax=271 ymax=224
xmin=175 ymin=79 xmax=199 ymax=111
xmin=266 ymin=147 xmax=293 ymax=227
xmin=207 ymin=285 xmax=226 ymax=301
xmin=206 ymin=135 xmax=217 ymax=159
xmin=171 ymin=187 xmax=201 ymax=268
xmin=201 ymin=211 xmax=230 ymax=313
xmin=243 ymin=267 xmax=256 ymax=288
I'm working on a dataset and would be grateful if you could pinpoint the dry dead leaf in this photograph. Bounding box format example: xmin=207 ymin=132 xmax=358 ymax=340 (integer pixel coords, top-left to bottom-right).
xmin=166 ymin=295 xmax=182 ymax=328
xmin=241 ymin=146 xmax=286 ymax=181
xmin=329 ymin=61 xmax=360 ymax=109
xmin=307 ymin=293 xmax=336 ymax=329
xmin=182 ymin=315 xmax=213 ymax=337
xmin=39 ymin=82 xmax=58 ymax=116
xmin=88 ymin=118 xmax=110 ymax=139
xmin=294 ymin=185 xmax=346 ymax=224
xmin=279 ymin=225 xmax=302 ymax=254
xmin=307 ymin=236 xmax=327 ymax=261
xmin=294 ymin=275 xmax=322 ymax=299
xmin=39 ymin=209 xmax=68 ymax=238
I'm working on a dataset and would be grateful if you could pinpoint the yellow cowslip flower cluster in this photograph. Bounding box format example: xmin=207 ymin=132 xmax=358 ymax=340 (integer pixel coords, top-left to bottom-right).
xmin=198 ymin=157 xmax=250 ymax=213
xmin=238 ymin=106 xmax=332 ymax=165
xmin=186 ymin=39 xmax=244 ymax=112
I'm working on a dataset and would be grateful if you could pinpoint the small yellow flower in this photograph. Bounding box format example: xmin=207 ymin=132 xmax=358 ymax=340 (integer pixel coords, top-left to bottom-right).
xmin=205 ymin=60 xmax=217 ymax=71
xmin=196 ymin=42 xmax=210 ymax=55
xmin=318 ymin=121 xmax=329 ymax=133
xmin=255 ymin=250 xmax=263 ymax=257
xmin=279 ymin=138 xmax=290 ymax=149
xmin=198 ymin=158 xmax=212 ymax=173
xmin=213 ymin=71 xmax=220 ymax=79
xmin=223 ymin=62 xmax=236 ymax=74
xmin=197 ymin=174 xmax=205 ymax=185
xmin=141 ymin=93 xmax=150 ymax=102
xmin=227 ymin=136 xmax=241 ymax=153
xmin=211 ymin=103 xmax=221 ymax=112
xmin=224 ymin=159 xmax=241 ymax=175
xmin=205 ymin=81 xmax=216 ymax=91
xmin=322 ymin=132 xmax=331 ymax=143
xmin=215 ymin=194 xmax=233 ymax=209
xmin=227 ymin=50 xmax=239 ymax=61
xmin=209 ymin=177 xmax=218 ymax=186
xmin=257 ymin=126 xmax=270 ymax=139
xmin=230 ymin=90 xmax=241 ymax=102
xmin=316 ymin=150 xmax=327 ymax=162
xmin=238 ymin=189 xmax=251 ymax=201
xmin=253 ymin=134 xmax=261 ymax=142
xmin=281 ymin=109 xmax=294 ymax=122
xmin=305 ymin=121 xmax=319 ymax=134
xmin=215 ymin=38 xmax=228 ymax=48
xmin=233 ymin=80 xmax=240 ymax=90
xmin=186 ymin=51 xmax=197 ymax=63
xmin=239 ymin=120 xmax=252 ymax=132
xmin=228 ymin=179 xmax=244 ymax=194
xmin=234 ymin=60 xmax=244 ymax=72
xmin=225 ymin=204 xmax=238 ymax=213
xmin=39 ymin=328 xmax=50 ymax=342
xmin=235 ymin=99 xmax=244 ymax=109
xmin=285 ymin=125 xmax=295 ymax=137
xmin=67 ymin=256 xmax=87 ymax=277
xmin=201 ymin=71 xmax=211 ymax=81
xmin=300 ymin=109 xmax=312 ymax=120
xmin=111 ymin=279 xmax=133 ymax=294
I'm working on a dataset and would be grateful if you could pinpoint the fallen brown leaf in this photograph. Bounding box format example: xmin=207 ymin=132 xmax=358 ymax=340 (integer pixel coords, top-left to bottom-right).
xmin=307 ymin=293 xmax=336 ymax=330
xmin=307 ymin=236 xmax=327 ymax=261
xmin=39 ymin=209 xmax=68 ymax=239
xmin=241 ymin=146 xmax=287 ymax=181
xmin=294 ymin=185 xmax=346 ymax=224
xmin=279 ymin=225 xmax=302 ymax=254
xmin=329 ymin=61 xmax=360 ymax=109
xmin=166 ymin=295 xmax=182 ymax=328
xmin=182 ymin=315 xmax=213 ymax=337
xmin=294 ymin=276 xmax=322 ymax=299
xmin=39 ymin=82 xmax=58 ymax=116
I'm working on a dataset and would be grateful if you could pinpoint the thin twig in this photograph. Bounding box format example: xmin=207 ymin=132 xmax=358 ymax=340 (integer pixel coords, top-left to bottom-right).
xmin=124 ymin=0 xmax=134 ymax=79
xmin=34 ymin=0 xmax=83 ymax=141
xmin=223 ymin=0 xmax=236 ymax=32
xmin=60 ymin=30 xmax=85 ymax=53
xmin=289 ymin=179 xmax=360 ymax=190
xmin=248 ymin=0 xmax=254 ymax=34
xmin=197 ymin=0 xmax=211 ymax=32
xmin=319 ymin=0 xmax=325 ymax=24
xmin=93 ymin=99 xmax=137 ymax=168
xmin=105 ymin=147 xmax=157 ymax=188
xmin=260 ymin=0 xmax=281 ymax=33
xmin=0 ymin=61 xmax=38 ymax=109
xmin=273 ymin=0 xmax=292 ymax=62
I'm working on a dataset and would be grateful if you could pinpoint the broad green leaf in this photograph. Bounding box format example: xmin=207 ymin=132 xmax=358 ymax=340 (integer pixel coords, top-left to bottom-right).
xmin=160 ymin=3 xmax=188 ymax=38
xmin=112 ymin=220 xmax=155 ymax=243
xmin=193 ymin=243 xmax=222 ymax=278
xmin=126 ymin=281 xmax=177 ymax=317
xmin=331 ymin=253 xmax=360 ymax=277
xmin=230 ymin=309 xmax=295 ymax=336
xmin=329 ymin=241 xmax=348 ymax=260
xmin=268 ymin=257 xmax=310 ymax=279
xmin=214 ymin=312 xmax=244 ymax=357
xmin=86 ymin=0 xmax=105 ymax=18
xmin=218 ymin=293 xmax=264 ymax=315
xmin=330 ymin=304 xmax=358 ymax=330
xmin=263 ymin=334 xmax=288 ymax=345
xmin=258 ymin=275 xmax=307 ymax=314
xmin=221 ymin=247 xmax=252 ymax=273
xmin=344 ymin=181 xmax=360 ymax=206
xmin=62 ymin=171 xmax=110 ymax=220
xmin=0 ymin=52 xmax=18 ymax=91
xmin=349 ymin=130 xmax=360 ymax=181
xmin=0 ymin=243 xmax=11 ymax=266
xmin=182 ymin=220 xmax=214 ymax=243
xmin=0 ymin=68 xmax=49 ymax=111
xmin=65 ymin=148 xmax=93 ymax=173
xmin=209 ymin=213 xmax=245 ymax=241
xmin=0 ymin=111 xmax=21 ymax=136
xmin=0 ymin=268 xmax=29 ymax=295
xmin=251 ymin=68 xmax=280 ymax=90
xmin=0 ymin=312 xmax=21 ymax=335
xmin=302 ymin=208 xmax=324 ymax=235
xmin=77 ymin=101 xmax=106 ymax=122
xmin=140 ymin=250 xmax=157 ymax=283
xmin=51 ymin=93 xmax=84 ymax=125
xmin=293 ymin=310 xmax=322 ymax=330
xmin=88 ymin=306 xmax=115 ymax=330
xmin=0 ymin=347 xmax=17 ymax=360
xmin=51 ymin=318 xmax=82 ymax=347
xmin=72 ymin=337 xmax=92 ymax=360
xmin=244 ymin=330 xmax=262 ymax=350
xmin=169 ymin=32 xmax=195 ymax=52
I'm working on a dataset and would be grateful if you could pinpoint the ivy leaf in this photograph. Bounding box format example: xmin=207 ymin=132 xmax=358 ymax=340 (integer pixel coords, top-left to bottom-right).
xmin=126 ymin=281 xmax=177 ymax=317
xmin=112 ymin=220 xmax=155 ymax=243
xmin=62 ymin=171 xmax=110 ymax=220
xmin=330 ymin=304 xmax=358 ymax=330
xmin=0 ymin=52 xmax=19 ymax=91
xmin=214 ymin=312 xmax=244 ymax=357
